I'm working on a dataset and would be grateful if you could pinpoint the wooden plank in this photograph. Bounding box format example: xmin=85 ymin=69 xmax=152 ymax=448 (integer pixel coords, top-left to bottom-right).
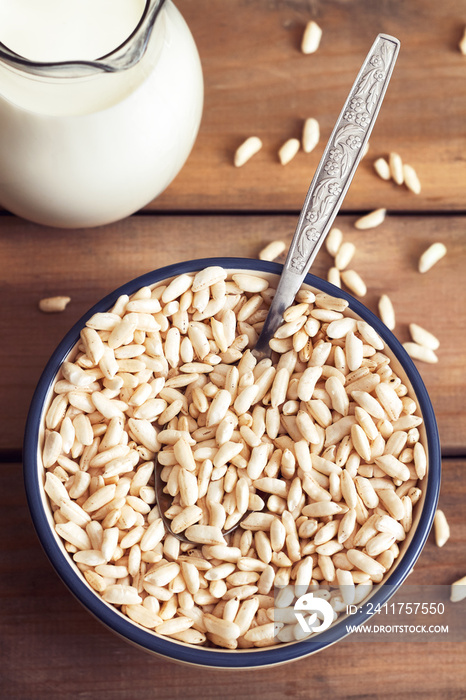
xmin=145 ymin=0 xmax=466 ymax=212
xmin=1 ymin=458 xmax=464 ymax=698
xmin=1 ymin=213 xmax=464 ymax=452
xmin=1 ymin=1 xmax=464 ymax=219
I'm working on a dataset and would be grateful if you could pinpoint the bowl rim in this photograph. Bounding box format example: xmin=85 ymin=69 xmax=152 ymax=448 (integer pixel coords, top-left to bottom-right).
xmin=23 ymin=257 xmax=441 ymax=668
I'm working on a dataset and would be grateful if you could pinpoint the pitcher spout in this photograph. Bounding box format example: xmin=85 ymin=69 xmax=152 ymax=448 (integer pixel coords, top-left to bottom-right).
xmin=98 ymin=0 xmax=168 ymax=73
xmin=0 ymin=0 xmax=167 ymax=77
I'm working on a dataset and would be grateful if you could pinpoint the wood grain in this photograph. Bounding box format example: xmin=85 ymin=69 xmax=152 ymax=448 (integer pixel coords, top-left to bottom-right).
xmin=1 ymin=1 xmax=464 ymax=217
xmin=144 ymin=0 xmax=466 ymax=212
xmin=2 ymin=213 xmax=464 ymax=452
xmin=0 ymin=2 xmax=465 ymax=695
xmin=1 ymin=458 xmax=464 ymax=699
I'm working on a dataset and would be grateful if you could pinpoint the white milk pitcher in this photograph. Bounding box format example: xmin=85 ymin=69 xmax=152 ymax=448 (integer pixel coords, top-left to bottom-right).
xmin=0 ymin=0 xmax=203 ymax=227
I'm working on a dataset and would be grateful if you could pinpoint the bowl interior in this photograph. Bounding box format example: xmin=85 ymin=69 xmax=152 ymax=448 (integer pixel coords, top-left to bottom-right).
xmin=24 ymin=257 xmax=441 ymax=668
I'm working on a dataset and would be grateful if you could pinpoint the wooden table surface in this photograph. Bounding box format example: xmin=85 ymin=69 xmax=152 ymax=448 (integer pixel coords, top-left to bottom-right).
xmin=1 ymin=1 xmax=465 ymax=698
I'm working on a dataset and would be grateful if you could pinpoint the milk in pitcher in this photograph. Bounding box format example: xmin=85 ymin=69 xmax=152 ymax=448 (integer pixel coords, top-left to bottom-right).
xmin=0 ymin=0 xmax=203 ymax=227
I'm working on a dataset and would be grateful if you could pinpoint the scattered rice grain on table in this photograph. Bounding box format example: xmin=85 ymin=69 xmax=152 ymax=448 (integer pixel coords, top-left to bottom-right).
xmin=418 ymin=242 xmax=447 ymax=273
xmin=39 ymin=296 xmax=71 ymax=313
xmin=234 ymin=137 xmax=263 ymax=167
xmin=459 ymin=27 xmax=466 ymax=55
xmin=434 ymin=509 xmax=450 ymax=548
xmin=354 ymin=209 xmax=386 ymax=230
xmin=389 ymin=152 xmax=404 ymax=185
xmin=259 ymin=241 xmax=286 ymax=262
xmin=450 ymin=575 xmax=466 ymax=602
xmin=334 ymin=241 xmax=356 ymax=271
xmin=373 ymin=158 xmax=391 ymax=181
xmin=340 ymin=270 xmax=367 ymax=297
xmin=402 ymin=164 xmax=421 ymax=195
xmin=408 ymin=323 xmax=440 ymax=352
xmin=278 ymin=138 xmax=300 ymax=165
xmin=302 ymin=118 xmax=320 ymax=154
xmin=378 ymin=294 xmax=396 ymax=330
xmin=325 ymin=228 xmax=343 ymax=258
xmin=403 ymin=342 xmax=438 ymax=365
xmin=327 ymin=267 xmax=341 ymax=288
xmin=301 ymin=21 xmax=322 ymax=54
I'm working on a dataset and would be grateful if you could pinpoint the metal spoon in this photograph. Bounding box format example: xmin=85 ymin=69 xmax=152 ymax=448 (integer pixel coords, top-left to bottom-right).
xmin=156 ymin=33 xmax=400 ymax=543
xmin=253 ymin=33 xmax=400 ymax=359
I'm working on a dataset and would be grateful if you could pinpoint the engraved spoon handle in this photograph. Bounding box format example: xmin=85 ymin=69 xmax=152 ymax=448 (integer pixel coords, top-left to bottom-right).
xmin=253 ymin=33 xmax=400 ymax=359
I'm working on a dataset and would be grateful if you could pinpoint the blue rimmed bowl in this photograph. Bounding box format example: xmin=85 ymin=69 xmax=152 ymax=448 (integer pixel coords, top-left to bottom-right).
xmin=24 ymin=257 xmax=441 ymax=668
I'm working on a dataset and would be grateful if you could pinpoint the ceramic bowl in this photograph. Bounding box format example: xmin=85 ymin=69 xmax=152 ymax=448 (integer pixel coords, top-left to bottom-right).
xmin=24 ymin=257 xmax=440 ymax=668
